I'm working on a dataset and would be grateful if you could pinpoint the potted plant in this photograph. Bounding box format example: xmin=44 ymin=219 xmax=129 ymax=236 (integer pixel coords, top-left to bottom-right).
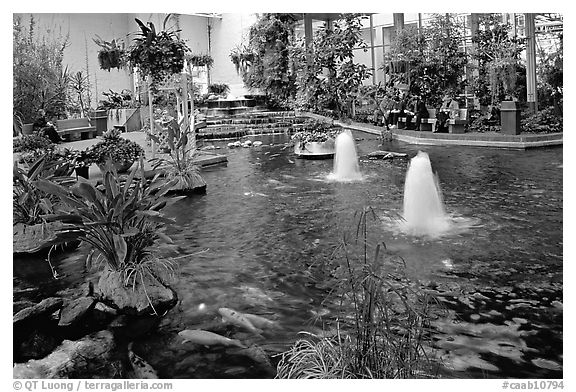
xmin=64 ymin=148 xmax=93 ymax=179
xmin=13 ymin=156 xmax=80 ymax=254
xmin=127 ymin=18 xmax=189 ymax=90
xmin=34 ymin=160 xmax=183 ymax=315
xmin=149 ymin=113 xmax=207 ymax=195
xmin=291 ymin=120 xmax=342 ymax=158
xmin=186 ymin=53 xmax=214 ymax=68
xmin=87 ymin=129 xmax=144 ymax=173
xmin=93 ymin=36 xmax=126 ymax=71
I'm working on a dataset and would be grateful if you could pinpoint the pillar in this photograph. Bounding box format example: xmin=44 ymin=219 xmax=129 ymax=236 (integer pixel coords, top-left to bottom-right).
xmin=393 ymin=13 xmax=404 ymax=32
xmin=369 ymin=14 xmax=376 ymax=84
xmin=304 ymin=14 xmax=313 ymax=68
xmin=525 ymin=13 xmax=538 ymax=112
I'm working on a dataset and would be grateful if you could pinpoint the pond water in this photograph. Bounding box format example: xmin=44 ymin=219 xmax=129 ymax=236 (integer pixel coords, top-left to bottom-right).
xmin=13 ymin=131 xmax=563 ymax=379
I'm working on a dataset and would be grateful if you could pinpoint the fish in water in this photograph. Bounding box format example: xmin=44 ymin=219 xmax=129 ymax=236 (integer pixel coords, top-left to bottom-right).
xmin=178 ymin=329 xmax=246 ymax=348
xmin=218 ymin=308 xmax=263 ymax=334
xmin=128 ymin=343 xmax=158 ymax=379
xmin=243 ymin=313 xmax=280 ymax=330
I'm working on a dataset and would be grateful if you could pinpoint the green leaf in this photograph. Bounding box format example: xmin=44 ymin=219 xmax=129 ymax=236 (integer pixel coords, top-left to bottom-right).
xmin=113 ymin=234 xmax=127 ymax=265
xmin=33 ymin=179 xmax=70 ymax=199
xmin=86 ymin=249 xmax=95 ymax=270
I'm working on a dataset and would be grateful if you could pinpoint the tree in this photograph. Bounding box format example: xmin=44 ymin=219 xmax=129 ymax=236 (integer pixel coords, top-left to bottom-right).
xmin=383 ymin=14 xmax=468 ymax=107
xmin=471 ymin=14 xmax=525 ymax=106
xmin=294 ymin=14 xmax=371 ymax=116
xmin=237 ymin=13 xmax=298 ymax=109
xmin=13 ymin=15 xmax=70 ymax=122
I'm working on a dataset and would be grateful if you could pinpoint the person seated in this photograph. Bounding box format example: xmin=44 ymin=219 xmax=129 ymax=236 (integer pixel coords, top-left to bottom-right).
xmin=389 ymin=94 xmax=403 ymax=129
xmin=372 ymin=93 xmax=393 ymax=130
xmin=33 ymin=109 xmax=62 ymax=143
xmin=435 ymin=94 xmax=459 ymax=132
xmin=399 ymin=93 xmax=414 ymax=129
xmin=406 ymin=95 xmax=429 ymax=130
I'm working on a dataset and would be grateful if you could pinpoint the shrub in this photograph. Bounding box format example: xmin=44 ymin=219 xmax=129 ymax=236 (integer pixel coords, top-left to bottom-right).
xmin=87 ymin=129 xmax=144 ymax=166
xmin=521 ymin=107 xmax=563 ymax=134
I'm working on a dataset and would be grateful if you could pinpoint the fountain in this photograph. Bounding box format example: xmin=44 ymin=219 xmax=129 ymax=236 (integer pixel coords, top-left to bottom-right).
xmin=328 ymin=130 xmax=363 ymax=182
xmin=402 ymin=151 xmax=450 ymax=236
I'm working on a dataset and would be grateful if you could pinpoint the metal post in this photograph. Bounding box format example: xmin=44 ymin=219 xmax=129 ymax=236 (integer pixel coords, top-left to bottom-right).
xmin=525 ymin=13 xmax=538 ymax=112
xmin=369 ymin=14 xmax=376 ymax=84
xmin=304 ymin=14 xmax=313 ymax=68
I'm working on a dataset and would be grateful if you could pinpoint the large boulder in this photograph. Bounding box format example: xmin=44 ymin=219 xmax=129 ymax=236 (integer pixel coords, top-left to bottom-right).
xmin=13 ymin=330 xmax=122 ymax=379
xmin=13 ymin=297 xmax=63 ymax=327
xmin=58 ymin=297 xmax=97 ymax=327
xmin=96 ymin=267 xmax=177 ymax=316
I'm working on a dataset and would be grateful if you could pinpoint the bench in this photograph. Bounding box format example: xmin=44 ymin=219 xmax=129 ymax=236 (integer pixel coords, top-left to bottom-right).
xmin=446 ymin=109 xmax=469 ymax=134
xmin=55 ymin=118 xmax=97 ymax=142
xmin=397 ymin=108 xmax=469 ymax=133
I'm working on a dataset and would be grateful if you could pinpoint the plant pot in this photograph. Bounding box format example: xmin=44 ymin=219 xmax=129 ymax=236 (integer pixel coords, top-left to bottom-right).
xmin=98 ymin=160 xmax=134 ymax=173
xmin=294 ymin=139 xmax=336 ymax=159
xmin=75 ymin=166 xmax=89 ymax=179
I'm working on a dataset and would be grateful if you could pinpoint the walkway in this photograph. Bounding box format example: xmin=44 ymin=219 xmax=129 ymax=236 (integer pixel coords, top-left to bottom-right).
xmin=299 ymin=111 xmax=563 ymax=149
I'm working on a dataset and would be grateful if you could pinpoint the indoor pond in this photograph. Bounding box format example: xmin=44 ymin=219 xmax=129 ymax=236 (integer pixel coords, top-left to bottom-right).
xmin=13 ymin=131 xmax=563 ymax=379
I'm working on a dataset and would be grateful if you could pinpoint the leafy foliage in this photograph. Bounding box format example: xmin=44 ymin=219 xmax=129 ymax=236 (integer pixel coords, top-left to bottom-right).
xmin=13 ymin=155 xmax=75 ymax=225
xmin=290 ymin=120 xmax=342 ymax=145
xmin=521 ymin=107 xmax=563 ymax=134
xmin=87 ymin=129 xmax=144 ymax=166
xmin=13 ymin=15 xmax=70 ymax=122
xmin=93 ymin=35 xmax=126 ymax=71
xmin=294 ymin=14 xmax=371 ymax=117
xmin=234 ymin=14 xmax=298 ymax=109
xmin=148 ymin=113 xmax=206 ymax=193
xmin=186 ymin=53 xmax=213 ymax=68
xmin=34 ymin=159 xmax=182 ymax=280
xmin=537 ymin=34 xmax=563 ymax=114
xmin=13 ymin=133 xmax=54 ymax=153
xmin=127 ymin=17 xmax=189 ymax=90
xmin=207 ymin=83 xmax=230 ymax=96
xmin=97 ymin=89 xmax=135 ymax=110
xmin=471 ymin=14 xmax=525 ymax=105
xmin=277 ymin=208 xmax=440 ymax=378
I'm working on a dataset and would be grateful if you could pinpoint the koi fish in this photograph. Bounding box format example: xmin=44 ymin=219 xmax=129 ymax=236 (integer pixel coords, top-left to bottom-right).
xmin=243 ymin=313 xmax=280 ymax=330
xmin=178 ymin=329 xmax=246 ymax=348
xmin=218 ymin=308 xmax=263 ymax=334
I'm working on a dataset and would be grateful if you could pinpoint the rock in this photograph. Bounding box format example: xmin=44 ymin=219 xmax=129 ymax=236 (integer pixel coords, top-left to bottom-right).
xmin=13 ymin=221 xmax=82 ymax=254
xmin=58 ymin=297 xmax=97 ymax=327
xmin=13 ymin=300 xmax=37 ymax=315
xmin=367 ymin=150 xmax=407 ymax=160
xmin=243 ymin=140 xmax=253 ymax=146
xmin=13 ymin=330 xmax=125 ymax=379
xmin=14 ymin=297 xmax=63 ymax=327
xmin=253 ymin=141 xmax=263 ymax=147
xmin=13 ymin=330 xmax=120 ymax=379
xmin=96 ymin=267 xmax=177 ymax=316
xmin=18 ymin=330 xmax=61 ymax=361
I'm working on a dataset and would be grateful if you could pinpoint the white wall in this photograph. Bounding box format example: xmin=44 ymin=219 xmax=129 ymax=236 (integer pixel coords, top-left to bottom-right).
xmin=209 ymin=13 xmax=257 ymax=98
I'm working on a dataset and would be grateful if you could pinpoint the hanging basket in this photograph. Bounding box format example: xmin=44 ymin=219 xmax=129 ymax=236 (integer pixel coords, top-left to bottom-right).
xmin=98 ymin=49 xmax=125 ymax=71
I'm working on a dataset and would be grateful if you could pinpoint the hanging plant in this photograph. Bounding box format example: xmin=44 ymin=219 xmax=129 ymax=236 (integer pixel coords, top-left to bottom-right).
xmin=93 ymin=35 xmax=126 ymax=71
xmin=186 ymin=53 xmax=214 ymax=68
xmin=127 ymin=17 xmax=190 ymax=91
xmin=229 ymin=44 xmax=254 ymax=75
